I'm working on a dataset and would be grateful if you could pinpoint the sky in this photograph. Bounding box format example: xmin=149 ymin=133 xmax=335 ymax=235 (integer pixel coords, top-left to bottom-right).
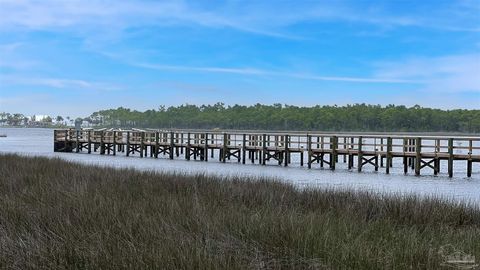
xmin=0 ymin=0 xmax=479 ymax=117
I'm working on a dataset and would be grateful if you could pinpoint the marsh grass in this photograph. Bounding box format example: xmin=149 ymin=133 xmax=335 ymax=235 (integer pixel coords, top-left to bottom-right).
xmin=0 ymin=154 xmax=479 ymax=269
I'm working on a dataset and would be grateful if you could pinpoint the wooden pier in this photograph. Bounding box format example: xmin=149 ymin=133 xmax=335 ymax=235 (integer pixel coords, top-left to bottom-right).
xmin=54 ymin=129 xmax=480 ymax=177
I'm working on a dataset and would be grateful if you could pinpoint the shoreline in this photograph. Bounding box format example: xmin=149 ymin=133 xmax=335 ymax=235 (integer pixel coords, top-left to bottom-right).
xmin=7 ymin=151 xmax=480 ymax=207
xmin=1 ymin=126 xmax=479 ymax=137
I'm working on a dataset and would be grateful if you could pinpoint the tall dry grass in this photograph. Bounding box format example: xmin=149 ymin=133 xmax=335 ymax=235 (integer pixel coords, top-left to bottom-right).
xmin=0 ymin=154 xmax=479 ymax=269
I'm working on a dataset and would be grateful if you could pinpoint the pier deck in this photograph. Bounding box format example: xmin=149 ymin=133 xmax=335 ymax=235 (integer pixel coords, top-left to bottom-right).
xmin=54 ymin=129 xmax=480 ymax=177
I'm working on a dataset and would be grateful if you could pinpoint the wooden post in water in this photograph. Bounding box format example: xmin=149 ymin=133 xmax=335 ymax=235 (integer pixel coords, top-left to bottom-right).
xmin=284 ymin=135 xmax=289 ymax=167
xmin=300 ymin=150 xmax=304 ymax=166
xmin=348 ymin=137 xmax=354 ymax=169
xmin=331 ymin=136 xmax=337 ymax=170
xmin=407 ymin=138 xmax=411 ymax=169
xmin=100 ymin=131 xmax=105 ymax=155
xmin=140 ymin=132 xmax=145 ymax=158
xmin=262 ymin=134 xmax=267 ymax=165
xmin=87 ymin=130 xmax=91 ymax=154
xmin=222 ymin=133 xmax=228 ymax=163
xmin=75 ymin=130 xmax=79 ymax=153
xmin=170 ymin=134 xmax=174 ymax=157
xmin=219 ymin=135 xmax=223 ymax=162
xmin=411 ymin=139 xmax=415 ymax=170
xmin=467 ymin=160 xmax=472 ymax=178
xmin=357 ymin=136 xmax=363 ymax=172
xmin=53 ymin=130 xmax=57 ymax=152
xmin=255 ymin=135 xmax=260 ymax=161
xmin=320 ymin=137 xmax=324 ymax=166
xmin=113 ymin=131 xmax=117 ymax=156
xmin=448 ymin=138 xmax=454 ymax=178
xmin=169 ymin=131 xmax=174 ymax=160
xmin=204 ymin=133 xmax=208 ymax=162
xmin=180 ymin=133 xmax=184 ymax=155
xmin=380 ymin=138 xmax=384 ymax=167
xmin=415 ymin=137 xmax=422 ymax=176
xmin=175 ymin=133 xmax=180 ymax=157
xmin=154 ymin=132 xmax=159 ymax=158
xmin=307 ymin=135 xmax=312 ymax=169
xmin=242 ymin=134 xmax=246 ymax=164
xmin=434 ymin=139 xmax=440 ymax=175
xmin=467 ymin=140 xmax=472 ymax=177
xmin=403 ymin=138 xmax=408 ymax=174
xmin=343 ymin=137 xmax=347 ymax=163
xmin=186 ymin=133 xmax=191 ymax=161
xmin=227 ymin=134 xmax=231 ymax=161
xmin=386 ymin=137 xmax=392 ymax=174
xmin=126 ymin=132 xmax=130 ymax=157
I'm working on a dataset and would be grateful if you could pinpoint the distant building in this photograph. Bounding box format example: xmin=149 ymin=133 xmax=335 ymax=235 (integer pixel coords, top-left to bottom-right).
xmin=28 ymin=114 xmax=53 ymax=127
xmin=32 ymin=115 xmax=50 ymax=122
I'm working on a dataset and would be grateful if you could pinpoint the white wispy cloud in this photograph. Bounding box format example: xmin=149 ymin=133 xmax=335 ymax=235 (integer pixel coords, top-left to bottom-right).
xmin=374 ymin=54 xmax=480 ymax=93
xmin=0 ymin=0 xmax=297 ymax=38
xmin=133 ymin=62 xmax=421 ymax=84
xmin=0 ymin=42 xmax=24 ymax=51
xmin=133 ymin=62 xmax=267 ymax=76
xmin=0 ymin=42 xmax=40 ymax=70
xmin=0 ymin=0 xmax=478 ymax=38
xmin=0 ymin=75 xmax=121 ymax=91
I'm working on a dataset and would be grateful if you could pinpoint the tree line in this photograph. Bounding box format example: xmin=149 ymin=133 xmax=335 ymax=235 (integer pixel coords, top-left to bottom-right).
xmin=0 ymin=112 xmax=67 ymax=126
xmin=89 ymin=103 xmax=480 ymax=133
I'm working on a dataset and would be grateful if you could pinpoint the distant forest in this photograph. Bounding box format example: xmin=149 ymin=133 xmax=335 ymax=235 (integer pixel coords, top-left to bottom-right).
xmin=88 ymin=103 xmax=480 ymax=133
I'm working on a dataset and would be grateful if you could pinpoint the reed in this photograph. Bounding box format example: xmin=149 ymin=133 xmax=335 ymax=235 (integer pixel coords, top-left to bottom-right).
xmin=0 ymin=154 xmax=478 ymax=269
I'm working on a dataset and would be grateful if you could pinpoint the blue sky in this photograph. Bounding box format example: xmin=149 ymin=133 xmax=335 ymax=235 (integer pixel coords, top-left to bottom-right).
xmin=0 ymin=0 xmax=479 ymax=117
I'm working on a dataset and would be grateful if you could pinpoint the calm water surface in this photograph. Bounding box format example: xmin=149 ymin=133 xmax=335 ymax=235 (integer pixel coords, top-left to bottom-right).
xmin=1 ymin=128 xmax=479 ymax=205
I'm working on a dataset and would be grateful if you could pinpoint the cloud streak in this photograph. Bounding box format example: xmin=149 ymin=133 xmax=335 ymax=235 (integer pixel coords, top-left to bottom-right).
xmin=0 ymin=0 xmax=478 ymax=38
xmin=0 ymin=76 xmax=121 ymax=91
xmin=374 ymin=54 xmax=480 ymax=93
xmin=133 ymin=62 xmax=421 ymax=84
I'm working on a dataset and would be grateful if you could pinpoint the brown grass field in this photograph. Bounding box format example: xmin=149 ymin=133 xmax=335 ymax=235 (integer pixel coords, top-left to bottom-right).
xmin=0 ymin=154 xmax=479 ymax=269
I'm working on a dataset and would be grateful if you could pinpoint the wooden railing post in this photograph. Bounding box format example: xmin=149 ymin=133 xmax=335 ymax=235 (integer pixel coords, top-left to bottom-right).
xmin=87 ymin=130 xmax=91 ymax=154
xmin=169 ymin=131 xmax=174 ymax=160
xmin=357 ymin=136 xmax=363 ymax=172
xmin=126 ymin=132 xmax=130 ymax=156
xmin=284 ymin=134 xmax=289 ymax=167
xmin=448 ymin=138 xmax=454 ymax=178
xmin=222 ymin=133 xmax=228 ymax=163
xmin=467 ymin=139 xmax=472 ymax=177
xmin=331 ymin=136 xmax=337 ymax=170
xmin=348 ymin=137 xmax=354 ymax=169
xmin=113 ymin=131 xmax=117 ymax=156
xmin=53 ymin=130 xmax=58 ymax=152
xmin=386 ymin=137 xmax=392 ymax=174
xmin=75 ymin=129 xmax=80 ymax=153
xmin=415 ymin=137 xmax=421 ymax=176
xmin=403 ymin=138 xmax=408 ymax=174
xmin=186 ymin=133 xmax=191 ymax=161
xmin=154 ymin=132 xmax=159 ymax=158
xmin=100 ymin=131 xmax=105 ymax=155
xmin=204 ymin=132 xmax=209 ymax=162
xmin=380 ymin=138 xmax=384 ymax=167
xmin=307 ymin=134 xmax=312 ymax=169
xmin=242 ymin=134 xmax=246 ymax=164
xmin=180 ymin=133 xmax=184 ymax=155
xmin=262 ymin=134 xmax=267 ymax=165
xmin=140 ymin=132 xmax=145 ymax=158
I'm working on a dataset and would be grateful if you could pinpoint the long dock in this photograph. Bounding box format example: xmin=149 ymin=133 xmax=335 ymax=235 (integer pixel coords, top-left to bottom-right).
xmin=54 ymin=129 xmax=480 ymax=177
